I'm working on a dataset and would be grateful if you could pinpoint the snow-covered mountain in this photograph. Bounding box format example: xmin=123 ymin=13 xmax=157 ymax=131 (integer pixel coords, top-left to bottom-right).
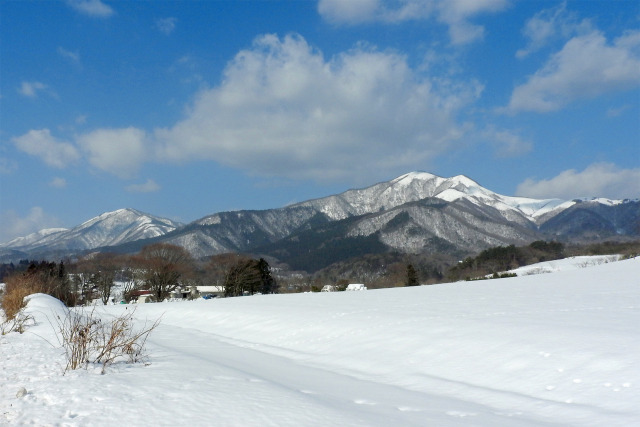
xmin=0 ymin=208 xmax=183 ymax=258
xmin=0 ymin=228 xmax=69 ymax=249
xmin=134 ymin=172 xmax=638 ymax=268
xmin=1 ymin=173 xmax=637 ymax=268
xmin=293 ymin=172 xmax=570 ymax=224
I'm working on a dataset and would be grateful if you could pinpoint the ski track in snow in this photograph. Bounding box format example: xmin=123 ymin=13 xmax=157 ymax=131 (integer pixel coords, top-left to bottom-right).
xmin=1 ymin=257 xmax=639 ymax=426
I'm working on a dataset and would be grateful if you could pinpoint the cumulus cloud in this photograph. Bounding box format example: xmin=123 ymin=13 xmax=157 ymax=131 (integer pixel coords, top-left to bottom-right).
xmin=18 ymin=81 xmax=47 ymax=98
xmin=155 ymin=33 xmax=478 ymax=183
xmin=318 ymin=0 xmax=508 ymax=44
xmin=156 ymin=17 xmax=177 ymax=35
xmin=10 ymin=34 xmax=482 ymax=184
xmin=67 ymin=0 xmax=114 ymax=18
xmin=516 ymin=163 xmax=640 ymax=200
xmin=125 ymin=179 xmax=160 ymax=193
xmin=438 ymin=0 xmax=509 ymax=45
xmin=0 ymin=207 xmax=63 ymax=243
xmin=506 ymin=30 xmax=640 ymax=113
xmin=13 ymin=129 xmax=80 ymax=168
xmin=77 ymin=127 xmax=148 ymax=178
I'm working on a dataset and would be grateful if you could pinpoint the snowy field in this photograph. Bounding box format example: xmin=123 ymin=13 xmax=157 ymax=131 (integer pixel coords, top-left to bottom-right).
xmin=1 ymin=256 xmax=639 ymax=426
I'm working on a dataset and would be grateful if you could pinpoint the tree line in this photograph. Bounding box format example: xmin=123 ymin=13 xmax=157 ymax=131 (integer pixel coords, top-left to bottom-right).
xmin=2 ymin=239 xmax=637 ymax=311
xmin=446 ymin=240 xmax=565 ymax=281
xmin=1 ymin=243 xmax=278 ymax=310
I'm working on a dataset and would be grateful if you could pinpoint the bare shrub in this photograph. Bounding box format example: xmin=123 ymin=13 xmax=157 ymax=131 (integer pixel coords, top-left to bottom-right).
xmin=1 ymin=311 xmax=35 ymax=335
xmin=56 ymin=307 xmax=160 ymax=374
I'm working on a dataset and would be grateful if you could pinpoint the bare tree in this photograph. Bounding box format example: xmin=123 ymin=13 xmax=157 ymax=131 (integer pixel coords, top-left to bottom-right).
xmin=70 ymin=258 xmax=95 ymax=305
xmin=206 ymin=253 xmax=245 ymax=287
xmin=92 ymin=253 xmax=118 ymax=304
xmin=136 ymin=243 xmax=194 ymax=301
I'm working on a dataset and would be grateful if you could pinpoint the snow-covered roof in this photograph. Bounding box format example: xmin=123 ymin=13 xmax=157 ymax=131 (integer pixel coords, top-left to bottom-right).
xmin=196 ymin=286 xmax=225 ymax=293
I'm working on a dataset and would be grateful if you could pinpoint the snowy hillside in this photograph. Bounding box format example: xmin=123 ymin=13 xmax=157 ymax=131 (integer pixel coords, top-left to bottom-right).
xmin=509 ymin=255 xmax=623 ymax=276
xmin=2 ymin=257 xmax=638 ymax=426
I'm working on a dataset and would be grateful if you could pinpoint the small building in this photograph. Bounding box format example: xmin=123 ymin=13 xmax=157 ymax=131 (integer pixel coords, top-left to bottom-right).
xmin=321 ymin=285 xmax=336 ymax=292
xmin=129 ymin=289 xmax=155 ymax=303
xmin=346 ymin=283 xmax=367 ymax=291
xmin=136 ymin=294 xmax=156 ymax=304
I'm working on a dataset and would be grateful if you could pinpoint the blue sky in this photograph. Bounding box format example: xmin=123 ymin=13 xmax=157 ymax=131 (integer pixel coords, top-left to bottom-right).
xmin=1 ymin=0 xmax=639 ymax=242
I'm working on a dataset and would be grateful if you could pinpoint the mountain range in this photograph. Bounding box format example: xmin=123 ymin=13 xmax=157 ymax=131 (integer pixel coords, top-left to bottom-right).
xmin=2 ymin=172 xmax=638 ymax=271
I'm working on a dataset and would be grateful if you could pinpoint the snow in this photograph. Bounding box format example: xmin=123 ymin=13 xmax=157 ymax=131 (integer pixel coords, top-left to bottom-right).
xmin=0 ymin=228 xmax=68 ymax=249
xmin=509 ymin=255 xmax=623 ymax=276
xmin=388 ymin=172 xmax=573 ymax=222
xmin=392 ymin=171 xmax=441 ymax=187
xmin=2 ymin=257 xmax=639 ymax=426
xmin=497 ymin=197 xmax=571 ymax=218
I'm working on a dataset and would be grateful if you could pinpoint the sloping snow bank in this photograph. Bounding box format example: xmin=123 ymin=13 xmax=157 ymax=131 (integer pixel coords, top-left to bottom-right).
xmin=1 ymin=258 xmax=638 ymax=426
xmin=510 ymin=255 xmax=622 ymax=276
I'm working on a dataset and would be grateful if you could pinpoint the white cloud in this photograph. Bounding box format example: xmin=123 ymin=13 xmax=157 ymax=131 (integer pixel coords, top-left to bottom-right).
xmin=0 ymin=207 xmax=62 ymax=243
xmin=156 ymin=17 xmax=177 ymax=35
xmin=13 ymin=129 xmax=80 ymax=168
xmin=125 ymin=179 xmax=160 ymax=193
xmin=155 ymin=33 xmax=478 ymax=183
xmin=67 ymin=0 xmax=114 ymax=18
xmin=506 ymin=30 xmax=640 ymax=113
xmin=437 ymin=0 xmax=509 ymax=45
xmin=18 ymin=81 xmax=47 ymax=98
xmin=516 ymin=163 xmax=640 ymax=200
xmin=318 ymin=0 xmax=381 ymax=24
xmin=49 ymin=177 xmax=67 ymax=188
xmin=77 ymin=127 xmax=148 ymax=178
xmin=317 ymin=0 xmax=508 ymax=44
xmin=58 ymin=46 xmax=81 ymax=66
xmin=483 ymin=126 xmax=532 ymax=157
xmin=516 ymin=2 xmax=591 ymax=59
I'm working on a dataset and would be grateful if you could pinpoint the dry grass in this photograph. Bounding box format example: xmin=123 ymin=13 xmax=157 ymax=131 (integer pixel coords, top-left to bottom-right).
xmin=1 ymin=274 xmax=44 ymax=320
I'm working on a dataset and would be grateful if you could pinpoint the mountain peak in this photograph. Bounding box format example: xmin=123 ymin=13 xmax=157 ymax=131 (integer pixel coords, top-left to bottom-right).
xmin=391 ymin=171 xmax=441 ymax=185
xmin=449 ymin=174 xmax=480 ymax=188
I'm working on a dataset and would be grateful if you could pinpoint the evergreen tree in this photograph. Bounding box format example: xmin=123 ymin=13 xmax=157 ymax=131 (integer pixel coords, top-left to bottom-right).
xmin=257 ymin=258 xmax=278 ymax=294
xmin=405 ymin=264 xmax=419 ymax=287
xmin=223 ymin=258 xmax=279 ymax=296
xmin=223 ymin=258 xmax=261 ymax=297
